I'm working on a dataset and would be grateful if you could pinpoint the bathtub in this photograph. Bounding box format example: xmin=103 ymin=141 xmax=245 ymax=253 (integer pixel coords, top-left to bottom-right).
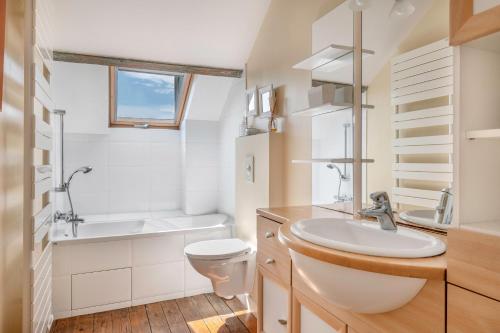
xmin=51 ymin=211 xmax=231 ymax=243
xmin=51 ymin=211 xmax=233 ymax=319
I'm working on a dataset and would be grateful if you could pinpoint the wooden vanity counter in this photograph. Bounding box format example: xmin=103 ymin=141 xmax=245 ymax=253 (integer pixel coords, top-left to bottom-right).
xmin=257 ymin=206 xmax=447 ymax=281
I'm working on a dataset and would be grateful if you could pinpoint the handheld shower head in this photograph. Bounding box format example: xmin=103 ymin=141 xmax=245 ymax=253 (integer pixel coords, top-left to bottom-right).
xmin=80 ymin=166 xmax=93 ymax=174
xmin=65 ymin=166 xmax=93 ymax=218
xmin=67 ymin=166 xmax=93 ymax=185
xmin=326 ymin=163 xmax=349 ymax=180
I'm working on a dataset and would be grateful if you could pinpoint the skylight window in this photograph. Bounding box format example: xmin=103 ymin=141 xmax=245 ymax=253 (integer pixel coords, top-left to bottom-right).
xmin=109 ymin=67 xmax=192 ymax=129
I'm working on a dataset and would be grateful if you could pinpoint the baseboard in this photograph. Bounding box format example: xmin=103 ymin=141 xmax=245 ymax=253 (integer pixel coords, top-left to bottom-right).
xmin=70 ymin=301 xmax=132 ymax=317
xmin=131 ymin=292 xmax=185 ymax=306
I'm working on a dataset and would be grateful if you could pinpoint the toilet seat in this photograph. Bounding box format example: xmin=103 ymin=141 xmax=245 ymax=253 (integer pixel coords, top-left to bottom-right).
xmin=184 ymin=239 xmax=251 ymax=260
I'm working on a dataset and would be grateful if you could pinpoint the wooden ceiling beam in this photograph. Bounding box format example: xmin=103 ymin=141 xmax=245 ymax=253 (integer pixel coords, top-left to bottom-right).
xmin=53 ymin=51 xmax=243 ymax=78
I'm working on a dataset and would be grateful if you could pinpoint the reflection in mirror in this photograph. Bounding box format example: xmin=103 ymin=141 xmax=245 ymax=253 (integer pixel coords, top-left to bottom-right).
xmin=363 ymin=0 xmax=453 ymax=230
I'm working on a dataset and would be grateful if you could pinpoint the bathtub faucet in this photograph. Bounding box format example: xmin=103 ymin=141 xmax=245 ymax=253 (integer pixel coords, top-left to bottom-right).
xmin=53 ymin=166 xmax=93 ymax=237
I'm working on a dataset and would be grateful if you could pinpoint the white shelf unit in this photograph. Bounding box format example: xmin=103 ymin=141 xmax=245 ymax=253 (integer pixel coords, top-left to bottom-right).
xmin=292 ymin=158 xmax=375 ymax=164
xmin=466 ymin=129 xmax=500 ymax=140
xmin=391 ymin=38 xmax=454 ymax=210
xmin=293 ymin=44 xmax=374 ymax=72
xmin=293 ymin=102 xmax=374 ymax=117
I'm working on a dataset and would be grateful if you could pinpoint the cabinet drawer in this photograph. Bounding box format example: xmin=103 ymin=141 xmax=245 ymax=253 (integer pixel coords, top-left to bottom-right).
xmin=448 ymin=284 xmax=500 ymax=333
xmin=72 ymin=268 xmax=131 ymax=309
xmin=263 ymin=276 xmax=289 ymax=333
xmin=258 ymin=241 xmax=291 ymax=285
xmin=257 ymin=216 xmax=288 ymax=255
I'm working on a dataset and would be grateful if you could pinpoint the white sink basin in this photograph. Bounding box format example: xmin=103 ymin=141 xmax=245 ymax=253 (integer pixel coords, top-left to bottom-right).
xmin=399 ymin=210 xmax=451 ymax=230
xmin=288 ymin=218 xmax=446 ymax=314
xmin=291 ymin=218 xmax=446 ymax=258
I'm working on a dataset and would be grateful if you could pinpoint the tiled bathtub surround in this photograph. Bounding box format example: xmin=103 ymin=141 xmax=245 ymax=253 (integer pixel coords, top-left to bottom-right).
xmin=181 ymin=120 xmax=220 ymax=215
xmin=62 ymin=128 xmax=182 ymax=215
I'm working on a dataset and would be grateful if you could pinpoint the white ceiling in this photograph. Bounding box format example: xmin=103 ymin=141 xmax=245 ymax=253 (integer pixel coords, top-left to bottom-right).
xmin=53 ymin=0 xmax=271 ymax=69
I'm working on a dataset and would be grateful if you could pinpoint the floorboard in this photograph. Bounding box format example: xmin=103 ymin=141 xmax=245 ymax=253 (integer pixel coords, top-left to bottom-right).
xmin=161 ymin=300 xmax=190 ymax=333
xmin=223 ymin=298 xmax=257 ymax=333
xmin=145 ymin=303 xmax=171 ymax=333
xmin=190 ymin=295 xmax=230 ymax=333
xmin=50 ymin=294 xmax=255 ymax=333
xmin=206 ymin=294 xmax=249 ymax=333
xmin=94 ymin=311 xmax=113 ymax=333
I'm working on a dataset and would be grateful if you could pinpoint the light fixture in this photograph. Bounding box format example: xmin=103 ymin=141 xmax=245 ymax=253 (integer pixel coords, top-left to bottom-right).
xmin=390 ymin=0 xmax=415 ymax=17
xmin=349 ymin=0 xmax=371 ymax=12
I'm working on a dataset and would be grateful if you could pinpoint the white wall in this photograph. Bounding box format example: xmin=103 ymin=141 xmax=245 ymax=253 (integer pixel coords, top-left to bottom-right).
xmin=217 ymin=79 xmax=246 ymax=216
xmin=53 ymin=62 xmax=109 ymax=134
xmin=181 ymin=120 xmax=219 ymax=215
xmin=63 ymin=129 xmax=182 ymax=215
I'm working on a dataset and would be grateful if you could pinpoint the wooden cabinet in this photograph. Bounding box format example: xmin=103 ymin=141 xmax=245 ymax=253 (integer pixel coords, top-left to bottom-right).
xmin=450 ymin=0 xmax=500 ymax=45
xmin=447 ymin=284 xmax=500 ymax=333
xmin=257 ymin=215 xmax=292 ymax=333
xmin=293 ymin=290 xmax=347 ymax=333
xmin=447 ymin=229 xmax=500 ymax=332
xmin=448 ymin=228 xmax=500 ymax=301
xmin=257 ymin=212 xmax=446 ymax=333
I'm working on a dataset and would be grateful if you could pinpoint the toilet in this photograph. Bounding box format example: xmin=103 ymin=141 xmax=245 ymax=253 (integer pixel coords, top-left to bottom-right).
xmin=185 ymin=238 xmax=256 ymax=299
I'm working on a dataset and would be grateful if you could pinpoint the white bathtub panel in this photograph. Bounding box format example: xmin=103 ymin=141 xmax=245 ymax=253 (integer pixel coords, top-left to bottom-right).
xmin=132 ymin=234 xmax=185 ymax=266
xmin=52 ymin=275 xmax=71 ymax=314
xmin=184 ymin=228 xmax=231 ymax=246
xmin=184 ymin=258 xmax=213 ymax=293
xmin=52 ymin=244 xmax=72 ymax=277
xmin=70 ymin=240 xmax=131 ymax=274
xmin=132 ymin=261 xmax=184 ymax=300
xmin=72 ymin=268 xmax=132 ymax=309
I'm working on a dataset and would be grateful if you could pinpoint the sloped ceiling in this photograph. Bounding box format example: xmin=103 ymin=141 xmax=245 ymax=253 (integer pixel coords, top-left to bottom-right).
xmin=53 ymin=0 xmax=271 ymax=69
xmin=311 ymin=0 xmax=435 ymax=85
xmin=184 ymin=75 xmax=237 ymax=121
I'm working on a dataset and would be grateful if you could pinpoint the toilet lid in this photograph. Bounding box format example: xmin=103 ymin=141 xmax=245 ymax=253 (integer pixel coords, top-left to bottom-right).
xmin=185 ymin=239 xmax=251 ymax=260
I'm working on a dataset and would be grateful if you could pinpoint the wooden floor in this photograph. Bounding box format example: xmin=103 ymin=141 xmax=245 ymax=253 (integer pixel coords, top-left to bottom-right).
xmin=50 ymin=293 xmax=256 ymax=333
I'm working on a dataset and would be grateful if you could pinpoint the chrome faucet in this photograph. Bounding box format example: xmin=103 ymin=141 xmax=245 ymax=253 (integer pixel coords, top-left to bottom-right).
xmin=54 ymin=166 xmax=93 ymax=237
xmin=359 ymin=191 xmax=397 ymax=231
xmin=434 ymin=188 xmax=453 ymax=225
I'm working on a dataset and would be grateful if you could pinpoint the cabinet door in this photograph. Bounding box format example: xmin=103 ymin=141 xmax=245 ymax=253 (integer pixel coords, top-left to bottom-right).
xmin=448 ymin=284 xmax=500 ymax=332
xmin=263 ymin=276 xmax=288 ymax=333
xmin=293 ymin=291 xmax=346 ymax=333
xmin=72 ymin=268 xmax=131 ymax=309
xmin=301 ymin=306 xmax=343 ymax=333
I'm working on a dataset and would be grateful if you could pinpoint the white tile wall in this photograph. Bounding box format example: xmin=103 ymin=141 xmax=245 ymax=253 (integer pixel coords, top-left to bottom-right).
xmin=63 ymin=128 xmax=182 ymax=215
xmin=182 ymin=120 xmax=220 ymax=215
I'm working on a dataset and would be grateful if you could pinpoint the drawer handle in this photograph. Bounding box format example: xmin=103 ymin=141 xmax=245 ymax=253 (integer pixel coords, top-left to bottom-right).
xmin=278 ymin=319 xmax=287 ymax=326
xmin=265 ymin=258 xmax=275 ymax=264
xmin=265 ymin=231 xmax=275 ymax=239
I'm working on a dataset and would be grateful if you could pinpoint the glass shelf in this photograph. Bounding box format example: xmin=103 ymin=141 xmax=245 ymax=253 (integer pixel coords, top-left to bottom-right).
xmin=292 ymin=158 xmax=375 ymax=164
xmin=293 ymin=44 xmax=375 ymax=72
xmin=293 ymin=102 xmax=374 ymax=117
xmin=466 ymin=129 xmax=500 ymax=140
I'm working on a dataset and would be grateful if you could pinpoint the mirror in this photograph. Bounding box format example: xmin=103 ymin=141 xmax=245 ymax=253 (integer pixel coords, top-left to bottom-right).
xmin=310 ymin=0 xmax=452 ymax=228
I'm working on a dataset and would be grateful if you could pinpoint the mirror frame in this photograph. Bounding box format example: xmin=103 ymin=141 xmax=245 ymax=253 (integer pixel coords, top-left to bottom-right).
xmin=450 ymin=0 xmax=500 ymax=45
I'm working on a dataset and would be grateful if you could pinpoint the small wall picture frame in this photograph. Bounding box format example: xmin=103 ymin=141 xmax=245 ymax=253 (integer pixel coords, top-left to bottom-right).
xmin=258 ymin=85 xmax=274 ymax=118
xmin=246 ymin=87 xmax=259 ymax=117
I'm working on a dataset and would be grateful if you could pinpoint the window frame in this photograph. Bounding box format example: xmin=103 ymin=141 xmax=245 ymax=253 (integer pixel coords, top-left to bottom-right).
xmin=109 ymin=66 xmax=192 ymax=129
